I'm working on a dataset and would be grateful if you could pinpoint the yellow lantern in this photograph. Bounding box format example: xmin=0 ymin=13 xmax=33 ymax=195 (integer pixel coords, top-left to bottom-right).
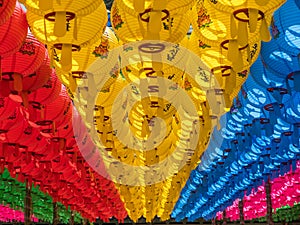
xmin=111 ymin=0 xmax=192 ymax=43
xmin=20 ymin=0 xmax=101 ymax=38
xmin=53 ymin=27 xmax=120 ymax=95
xmin=26 ymin=1 xmax=108 ymax=72
xmin=191 ymin=0 xmax=272 ymax=66
xmin=210 ymin=0 xmax=285 ymax=44
xmin=207 ymin=0 xmax=285 ymax=34
xmin=188 ymin=32 xmax=261 ymax=105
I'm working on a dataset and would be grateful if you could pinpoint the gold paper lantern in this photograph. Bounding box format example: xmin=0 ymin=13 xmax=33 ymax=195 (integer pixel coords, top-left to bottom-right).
xmin=26 ymin=1 xmax=108 ymax=71
xmin=53 ymin=27 xmax=120 ymax=95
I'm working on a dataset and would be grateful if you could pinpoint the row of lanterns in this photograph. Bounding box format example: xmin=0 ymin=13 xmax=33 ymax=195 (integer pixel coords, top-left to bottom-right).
xmin=0 ymin=0 xmax=293 ymax=223
xmin=216 ymin=161 xmax=300 ymax=222
xmin=172 ymin=0 xmax=300 ymax=221
xmin=0 ymin=169 xmax=83 ymax=223
xmin=36 ymin=0 xmax=285 ymax=222
xmin=0 ymin=1 xmax=128 ymax=222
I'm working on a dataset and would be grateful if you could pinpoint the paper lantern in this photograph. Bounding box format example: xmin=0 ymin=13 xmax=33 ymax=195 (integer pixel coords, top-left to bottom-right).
xmin=0 ymin=97 xmax=19 ymax=121
xmin=1 ymin=32 xmax=46 ymax=92
xmin=26 ymin=86 xmax=72 ymax=134
xmin=0 ymin=108 xmax=25 ymax=143
xmin=189 ymin=32 xmax=261 ymax=105
xmin=0 ymin=0 xmax=16 ymax=25
xmin=5 ymin=52 xmax=52 ymax=107
xmin=20 ymin=0 xmax=101 ymax=19
xmin=207 ymin=0 xmax=285 ymax=43
xmin=53 ymin=27 xmax=120 ymax=94
xmin=270 ymin=0 xmax=300 ymax=56
xmin=26 ymin=2 xmax=108 ymax=72
xmin=0 ymin=1 xmax=28 ymax=62
xmin=28 ymin=70 xmax=62 ymax=105
xmin=111 ymin=0 xmax=191 ymax=43
xmin=191 ymin=1 xmax=271 ymax=70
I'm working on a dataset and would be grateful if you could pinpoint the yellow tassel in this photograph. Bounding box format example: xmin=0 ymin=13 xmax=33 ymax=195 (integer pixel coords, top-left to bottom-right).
xmin=54 ymin=11 xmax=67 ymax=37
xmin=227 ymin=40 xmax=239 ymax=62
xmin=13 ymin=73 xmax=23 ymax=92
xmin=237 ymin=21 xmax=248 ymax=46
xmin=69 ymin=73 xmax=77 ymax=93
xmin=233 ymin=50 xmax=244 ymax=72
xmin=230 ymin=14 xmax=238 ymax=38
xmin=214 ymin=73 xmax=223 ymax=88
xmin=157 ymin=98 xmax=164 ymax=117
xmin=39 ymin=0 xmax=53 ymax=11
xmin=73 ymin=16 xmax=78 ymax=40
xmin=225 ymin=70 xmax=236 ymax=94
xmin=249 ymin=8 xmax=259 ymax=33
xmin=99 ymin=106 xmax=104 ymax=123
xmin=138 ymin=16 xmax=146 ymax=39
xmin=260 ymin=17 xmax=271 ymax=42
xmin=207 ymin=90 xmax=219 ymax=115
xmin=133 ymin=0 xmax=145 ymax=13
xmin=61 ymin=44 xmax=72 ymax=72
xmin=141 ymin=117 xmax=150 ymax=138
xmin=102 ymin=124 xmax=108 ymax=142
xmin=148 ymin=11 xmax=162 ymax=34
xmin=223 ymin=92 xmax=232 ymax=110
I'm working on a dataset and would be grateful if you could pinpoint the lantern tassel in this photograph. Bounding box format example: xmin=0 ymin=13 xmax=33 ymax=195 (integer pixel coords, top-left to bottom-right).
xmin=59 ymin=138 xmax=66 ymax=151
xmin=21 ymin=91 xmax=29 ymax=108
xmin=61 ymin=44 xmax=72 ymax=72
xmin=138 ymin=16 xmax=146 ymax=38
xmin=148 ymin=11 xmax=162 ymax=35
xmin=54 ymin=11 xmax=67 ymax=37
xmin=237 ymin=21 xmax=248 ymax=46
xmin=249 ymin=8 xmax=259 ymax=33
xmin=69 ymin=73 xmax=77 ymax=93
xmin=13 ymin=73 xmax=23 ymax=92
xmin=73 ymin=16 xmax=78 ymax=41
xmin=230 ymin=14 xmax=237 ymax=38
xmin=260 ymin=17 xmax=271 ymax=42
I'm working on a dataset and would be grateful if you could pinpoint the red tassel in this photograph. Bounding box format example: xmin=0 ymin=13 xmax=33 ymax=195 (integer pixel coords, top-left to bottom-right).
xmin=13 ymin=73 xmax=23 ymax=92
xmin=21 ymin=91 xmax=29 ymax=108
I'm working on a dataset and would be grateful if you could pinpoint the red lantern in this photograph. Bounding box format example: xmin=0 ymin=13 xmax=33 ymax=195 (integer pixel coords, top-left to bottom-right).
xmin=0 ymin=97 xmax=20 ymax=120
xmin=0 ymin=0 xmax=17 ymax=25
xmin=0 ymin=108 xmax=24 ymax=143
xmin=28 ymin=69 xmax=62 ymax=105
xmin=9 ymin=52 xmax=52 ymax=106
xmin=0 ymin=1 xmax=27 ymax=61
xmin=31 ymin=87 xmax=73 ymax=135
xmin=1 ymin=32 xmax=46 ymax=92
